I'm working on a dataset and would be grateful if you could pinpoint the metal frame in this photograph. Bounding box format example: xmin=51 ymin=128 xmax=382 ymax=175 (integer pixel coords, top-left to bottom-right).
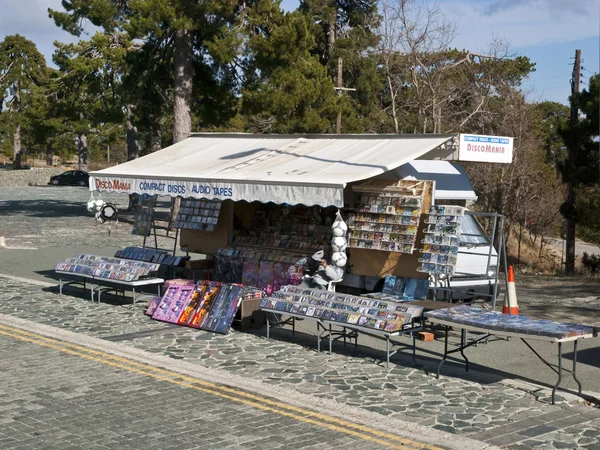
xmin=429 ymin=211 xmax=508 ymax=310
xmin=433 ymin=323 xmax=590 ymax=404
xmin=263 ymin=309 xmax=422 ymax=368
xmin=57 ymin=271 xmax=163 ymax=306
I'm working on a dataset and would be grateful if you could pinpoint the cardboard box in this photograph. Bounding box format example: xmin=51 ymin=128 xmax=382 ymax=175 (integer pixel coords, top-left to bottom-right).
xmin=184 ymin=259 xmax=214 ymax=270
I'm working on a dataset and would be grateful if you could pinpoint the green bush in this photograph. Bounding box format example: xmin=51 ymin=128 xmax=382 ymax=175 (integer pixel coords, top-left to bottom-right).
xmin=581 ymin=252 xmax=600 ymax=275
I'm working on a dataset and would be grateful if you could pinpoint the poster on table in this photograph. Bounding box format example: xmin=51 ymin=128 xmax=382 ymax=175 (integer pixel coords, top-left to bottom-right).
xmin=201 ymin=284 xmax=245 ymax=334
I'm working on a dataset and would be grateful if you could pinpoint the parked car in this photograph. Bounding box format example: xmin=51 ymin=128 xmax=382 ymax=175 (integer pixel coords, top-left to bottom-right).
xmin=49 ymin=170 xmax=90 ymax=187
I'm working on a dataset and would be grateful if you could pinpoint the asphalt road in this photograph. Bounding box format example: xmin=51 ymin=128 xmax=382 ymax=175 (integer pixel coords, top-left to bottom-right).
xmin=545 ymin=237 xmax=600 ymax=259
xmin=1 ymin=186 xmax=599 ymax=398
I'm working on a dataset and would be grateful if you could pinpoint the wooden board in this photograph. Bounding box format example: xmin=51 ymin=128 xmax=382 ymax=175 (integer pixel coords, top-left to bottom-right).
xmin=348 ymin=180 xmax=433 ymax=280
xmin=180 ymin=200 xmax=232 ymax=254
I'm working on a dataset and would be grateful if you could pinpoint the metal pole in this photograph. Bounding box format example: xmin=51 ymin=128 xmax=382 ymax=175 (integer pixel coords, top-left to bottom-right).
xmin=500 ymin=216 xmax=509 ymax=312
xmin=565 ymin=49 xmax=581 ymax=275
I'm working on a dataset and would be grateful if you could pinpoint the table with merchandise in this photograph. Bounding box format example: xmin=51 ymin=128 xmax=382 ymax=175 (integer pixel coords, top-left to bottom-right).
xmin=55 ymin=254 xmax=164 ymax=304
xmin=260 ymin=285 xmax=425 ymax=367
xmin=425 ymin=304 xmax=599 ymax=404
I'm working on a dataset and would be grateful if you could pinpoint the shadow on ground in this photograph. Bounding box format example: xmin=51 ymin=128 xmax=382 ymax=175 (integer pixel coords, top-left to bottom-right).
xmin=0 ymin=199 xmax=94 ymax=218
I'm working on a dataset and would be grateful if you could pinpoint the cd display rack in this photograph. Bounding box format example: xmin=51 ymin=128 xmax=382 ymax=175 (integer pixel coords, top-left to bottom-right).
xmin=347 ymin=181 xmax=427 ymax=254
xmin=418 ymin=205 xmax=464 ymax=275
xmin=175 ymin=199 xmax=222 ymax=231
xmin=132 ymin=194 xmax=158 ymax=236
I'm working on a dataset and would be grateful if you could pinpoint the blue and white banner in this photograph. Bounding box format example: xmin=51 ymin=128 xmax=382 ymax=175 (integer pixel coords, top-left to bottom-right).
xmin=458 ymin=134 xmax=513 ymax=163
xmin=90 ymin=175 xmax=344 ymax=207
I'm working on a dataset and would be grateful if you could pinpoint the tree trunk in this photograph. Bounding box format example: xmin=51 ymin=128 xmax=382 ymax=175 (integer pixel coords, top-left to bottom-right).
xmin=386 ymin=73 xmax=399 ymax=134
xmin=126 ymin=104 xmax=139 ymax=161
xmin=150 ymin=119 xmax=162 ymax=153
xmin=46 ymin=140 xmax=53 ymax=167
xmin=173 ymin=28 xmax=193 ymax=144
xmin=13 ymin=122 xmax=22 ymax=170
xmin=12 ymin=80 xmax=22 ymax=169
xmin=77 ymin=134 xmax=88 ymax=172
xmin=327 ymin=12 xmax=336 ymax=61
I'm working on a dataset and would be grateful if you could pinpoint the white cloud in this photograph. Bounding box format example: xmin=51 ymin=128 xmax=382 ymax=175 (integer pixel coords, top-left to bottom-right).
xmin=440 ymin=0 xmax=600 ymax=50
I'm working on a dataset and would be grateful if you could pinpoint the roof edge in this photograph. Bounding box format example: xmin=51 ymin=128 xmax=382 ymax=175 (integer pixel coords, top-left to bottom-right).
xmin=188 ymin=132 xmax=457 ymax=140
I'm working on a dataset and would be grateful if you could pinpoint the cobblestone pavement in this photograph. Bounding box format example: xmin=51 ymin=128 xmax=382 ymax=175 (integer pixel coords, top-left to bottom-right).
xmin=0 ymin=328 xmax=404 ymax=450
xmin=0 ymin=276 xmax=598 ymax=450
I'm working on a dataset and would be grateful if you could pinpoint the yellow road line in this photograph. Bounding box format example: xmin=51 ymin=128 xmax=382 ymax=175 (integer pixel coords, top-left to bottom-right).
xmin=0 ymin=324 xmax=442 ymax=450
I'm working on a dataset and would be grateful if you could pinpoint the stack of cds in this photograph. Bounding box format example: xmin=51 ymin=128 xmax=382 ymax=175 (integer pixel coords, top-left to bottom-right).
xmin=132 ymin=195 xmax=158 ymax=236
xmin=55 ymin=254 xmax=160 ymax=281
xmin=114 ymin=247 xmax=184 ymax=266
xmin=260 ymin=285 xmax=424 ymax=334
xmin=175 ymin=199 xmax=221 ymax=231
xmin=348 ymin=182 xmax=427 ymax=254
xmin=418 ymin=205 xmax=464 ymax=275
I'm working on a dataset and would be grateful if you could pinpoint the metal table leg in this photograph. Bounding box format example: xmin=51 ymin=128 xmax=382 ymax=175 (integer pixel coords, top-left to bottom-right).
xmin=132 ymin=287 xmax=136 ymax=305
xmin=460 ymin=329 xmax=469 ymax=371
xmin=386 ymin=335 xmax=391 ymax=368
xmin=552 ymin=342 xmax=563 ymax=405
xmin=266 ymin=314 xmax=270 ymax=339
xmin=59 ymin=278 xmax=62 ymax=295
xmin=573 ymin=340 xmax=582 ymax=395
xmin=412 ymin=333 xmax=416 ymax=362
xmin=329 ymin=324 xmax=333 ymax=354
xmin=436 ymin=326 xmax=449 ymax=379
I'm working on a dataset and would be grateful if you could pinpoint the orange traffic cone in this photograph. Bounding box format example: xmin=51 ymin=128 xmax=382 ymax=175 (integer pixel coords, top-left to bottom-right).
xmin=502 ymin=266 xmax=519 ymax=314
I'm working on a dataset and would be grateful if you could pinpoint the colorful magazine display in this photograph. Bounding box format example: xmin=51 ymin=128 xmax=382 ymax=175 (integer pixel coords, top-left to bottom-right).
xmin=149 ymin=280 xmax=246 ymax=334
xmin=201 ymin=284 xmax=244 ymax=334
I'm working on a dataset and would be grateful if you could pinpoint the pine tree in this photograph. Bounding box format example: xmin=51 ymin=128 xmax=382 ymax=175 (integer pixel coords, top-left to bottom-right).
xmin=0 ymin=35 xmax=48 ymax=169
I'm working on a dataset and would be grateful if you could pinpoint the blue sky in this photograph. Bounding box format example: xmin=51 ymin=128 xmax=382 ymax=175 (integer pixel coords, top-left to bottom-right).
xmin=2 ymin=0 xmax=598 ymax=105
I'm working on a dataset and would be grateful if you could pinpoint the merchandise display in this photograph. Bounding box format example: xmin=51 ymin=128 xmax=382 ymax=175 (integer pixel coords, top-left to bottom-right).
xmin=115 ymin=247 xmax=168 ymax=263
xmin=418 ymin=205 xmax=464 ymax=275
xmin=152 ymin=280 xmax=195 ymax=323
xmin=348 ymin=181 xmax=427 ymax=254
xmin=145 ymin=296 xmax=162 ymax=316
xmin=232 ymin=205 xmax=333 ymax=253
xmin=214 ymin=247 xmax=305 ymax=290
xmin=202 ymin=284 xmax=245 ymax=333
xmin=55 ymin=254 xmax=160 ymax=281
xmin=131 ymin=194 xmax=158 ymax=236
xmin=175 ymin=198 xmax=221 ymax=231
xmin=367 ymin=275 xmax=429 ymax=301
xmin=260 ymin=285 xmax=424 ymax=333
xmin=150 ymin=280 xmax=245 ymax=334
xmin=330 ymin=211 xmax=348 ymax=272
xmin=426 ymin=304 xmax=595 ymax=340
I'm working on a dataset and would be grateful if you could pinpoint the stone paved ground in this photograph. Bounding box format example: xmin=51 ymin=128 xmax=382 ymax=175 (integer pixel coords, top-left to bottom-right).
xmin=0 ymin=331 xmax=396 ymax=450
xmin=0 ymin=276 xmax=598 ymax=449
xmin=1 ymin=186 xmax=600 ymax=449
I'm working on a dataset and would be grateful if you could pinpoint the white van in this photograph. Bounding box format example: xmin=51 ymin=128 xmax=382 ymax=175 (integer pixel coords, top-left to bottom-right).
xmin=342 ymin=160 xmax=499 ymax=301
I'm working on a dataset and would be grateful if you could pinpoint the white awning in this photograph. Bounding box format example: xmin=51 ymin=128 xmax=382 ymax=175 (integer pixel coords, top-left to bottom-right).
xmin=393 ymin=160 xmax=477 ymax=201
xmin=90 ymin=133 xmax=455 ymax=207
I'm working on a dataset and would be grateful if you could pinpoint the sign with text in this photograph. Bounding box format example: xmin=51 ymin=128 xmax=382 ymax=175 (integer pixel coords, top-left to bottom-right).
xmin=458 ymin=134 xmax=513 ymax=163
